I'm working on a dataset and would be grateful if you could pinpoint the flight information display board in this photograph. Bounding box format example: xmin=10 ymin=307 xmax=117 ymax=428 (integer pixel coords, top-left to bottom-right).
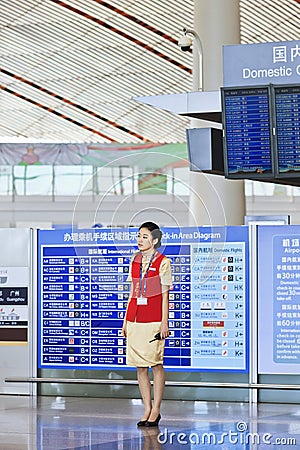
xmin=221 ymin=86 xmax=274 ymax=179
xmin=37 ymin=227 xmax=249 ymax=372
xmin=273 ymin=85 xmax=300 ymax=177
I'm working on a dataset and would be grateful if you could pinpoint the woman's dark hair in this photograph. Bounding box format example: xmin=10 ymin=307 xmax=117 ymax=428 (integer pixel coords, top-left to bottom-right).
xmin=139 ymin=221 xmax=162 ymax=248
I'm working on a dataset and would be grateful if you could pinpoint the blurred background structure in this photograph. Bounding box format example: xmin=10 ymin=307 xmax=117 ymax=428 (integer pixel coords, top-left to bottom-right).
xmin=0 ymin=0 xmax=299 ymax=227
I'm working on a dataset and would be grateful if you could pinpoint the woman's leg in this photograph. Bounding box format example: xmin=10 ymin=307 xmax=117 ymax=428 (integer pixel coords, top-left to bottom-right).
xmin=148 ymin=364 xmax=165 ymax=421
xmin=137 ymin=367 xmax=152 ymax=420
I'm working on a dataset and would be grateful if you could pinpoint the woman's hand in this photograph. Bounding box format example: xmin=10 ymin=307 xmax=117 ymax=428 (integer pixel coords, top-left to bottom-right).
xmin=159 ymin=321 xmax=169 ymax=339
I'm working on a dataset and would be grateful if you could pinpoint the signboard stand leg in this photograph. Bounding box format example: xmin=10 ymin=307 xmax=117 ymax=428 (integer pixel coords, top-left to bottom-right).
xmin=249 ymin=224 xmax=258 ymax=403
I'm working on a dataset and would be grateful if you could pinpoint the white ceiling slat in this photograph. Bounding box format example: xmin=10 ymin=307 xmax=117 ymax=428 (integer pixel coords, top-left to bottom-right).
xmin=240 ymin=0 xmax=300 ymax=44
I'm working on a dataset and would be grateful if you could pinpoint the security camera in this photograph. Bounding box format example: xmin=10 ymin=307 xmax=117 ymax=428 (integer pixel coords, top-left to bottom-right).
xmin=178 ymin=34 xmax=192 ymax=52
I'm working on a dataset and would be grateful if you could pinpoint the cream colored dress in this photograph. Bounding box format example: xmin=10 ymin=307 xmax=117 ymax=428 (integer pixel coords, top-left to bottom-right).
xmin=125 ymin=252 xmax=172 ymax=367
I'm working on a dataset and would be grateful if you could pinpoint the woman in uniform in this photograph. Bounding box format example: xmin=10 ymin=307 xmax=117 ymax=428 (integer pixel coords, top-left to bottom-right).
xmin=122 ymin=222 xmax=172 ymax=427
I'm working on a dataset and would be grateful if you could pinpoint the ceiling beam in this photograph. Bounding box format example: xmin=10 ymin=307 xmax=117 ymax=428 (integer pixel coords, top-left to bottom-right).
xmin=0 ymin=84 xmax=116 ymax=141
xmin=92 ymin=0 xmax=191 ymax=50
xmin=0 ymin=68 xmax=150 ymax=142
xmin=48 ymin=0 xmax=192 ymax=74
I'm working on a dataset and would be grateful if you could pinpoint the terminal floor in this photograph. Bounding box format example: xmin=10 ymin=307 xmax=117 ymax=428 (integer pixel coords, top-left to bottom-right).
xmin=1 ymin=395 xmax=300 ymax=449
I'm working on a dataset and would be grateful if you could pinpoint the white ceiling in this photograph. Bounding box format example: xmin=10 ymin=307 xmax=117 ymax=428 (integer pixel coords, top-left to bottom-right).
xmin=0 ymin=0 xmax=299 ymax=143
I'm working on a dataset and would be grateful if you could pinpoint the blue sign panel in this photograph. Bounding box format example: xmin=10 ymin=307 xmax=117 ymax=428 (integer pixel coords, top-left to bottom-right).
xmin=221 ymin=86 xmax=274 ymax=178
xmin=223 ymin=40 xmax=300 ymax=87
xmin=273 ymin=85 xmax=300 ymax=176
xmin=38 ymin=227 xmax=249 ymax=372
xmin=258 ymin=225 xmax=300 ymax=374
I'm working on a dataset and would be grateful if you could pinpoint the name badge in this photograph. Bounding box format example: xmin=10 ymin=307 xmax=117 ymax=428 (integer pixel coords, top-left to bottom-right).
xmin=137 ymin=297 xmax=148 ymax=305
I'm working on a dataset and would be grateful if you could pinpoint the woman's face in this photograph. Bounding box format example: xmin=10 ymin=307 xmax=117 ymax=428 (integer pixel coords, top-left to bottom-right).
xmin=137 ymin=227 xmax=157 ymax=252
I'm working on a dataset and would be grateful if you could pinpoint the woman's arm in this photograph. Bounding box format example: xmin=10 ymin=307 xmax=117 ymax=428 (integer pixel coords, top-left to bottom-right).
xmin=122 ymin=282 xmax=134 ymax=338
xmin=159 ymin=256 xmax=172 ymax=339
xmin=159 ymin=286 xmax=169 ymax=339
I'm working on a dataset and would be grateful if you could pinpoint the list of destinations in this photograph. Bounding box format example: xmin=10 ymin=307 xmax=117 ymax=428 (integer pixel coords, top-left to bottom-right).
xmin=222 ymin=86 xmax=273 ymax=178
xmin=38 ymin=227 xmax=249 ymax=372
xmin=274 ymin=85 xmax=300 ymax=175
xmin=273 ymin=234 xmax=300 ymax=364
xmin=258 ymin=225 xmax=300 ymax=374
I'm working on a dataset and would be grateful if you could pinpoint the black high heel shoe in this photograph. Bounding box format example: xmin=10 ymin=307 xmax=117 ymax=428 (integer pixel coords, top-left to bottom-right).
xmin=137 ymin=419 xmax=148 ymax=427
xmin=145 ymin=413 xmax=161 ymax=427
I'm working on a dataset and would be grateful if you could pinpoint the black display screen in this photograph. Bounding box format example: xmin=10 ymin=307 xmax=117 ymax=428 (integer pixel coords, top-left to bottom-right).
xmin=221 ymin=86 xmax=274 ymax=179
xmin=273 ymin=85 xmax=300 ymax=177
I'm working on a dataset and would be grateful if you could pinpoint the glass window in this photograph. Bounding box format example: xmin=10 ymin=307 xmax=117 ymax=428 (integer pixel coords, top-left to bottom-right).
xmin=292 ymin=186 xmax=300 ymax=196
xmin=54 ymin=166 xmax=93 ymax=196
xmin=0 ymin=166 xmax=13 ymax=195
xmin=138 ymin=170 xmax=167 ymax=195
xmin=95 ymin=166 xmax=135 ymax=195
xmin=252 ymin=180 xmax=275 ymax=196
xmin=172 ymin=167 xmax=190 ymax=196
xmin=13 ymin=166 xmax=53 ymax=195
xmin=244 ymin=180 xmax=253 ymax=197
xmin=8 ymin=165 xmax=192 ymax=197
xmin=273 ymin=184 xmax=293 ymax=196
xmin=245 ymin=180 xmax=294 ymax=197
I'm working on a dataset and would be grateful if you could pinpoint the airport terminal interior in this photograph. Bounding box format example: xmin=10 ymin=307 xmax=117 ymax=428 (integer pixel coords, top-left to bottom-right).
xmin=1 ymin=0 xmax=300 ymax=449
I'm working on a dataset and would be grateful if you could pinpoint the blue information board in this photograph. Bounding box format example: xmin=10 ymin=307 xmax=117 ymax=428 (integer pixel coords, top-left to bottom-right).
xmin=37 ymin=226 xmax=249 ymax=372
xmin=273 ymin=85 xmax=300 ymax=176
xmin=258 ymin=225 xmax=300 ymax=374
xmin=221 ymin=86 xmax=274 ymax=179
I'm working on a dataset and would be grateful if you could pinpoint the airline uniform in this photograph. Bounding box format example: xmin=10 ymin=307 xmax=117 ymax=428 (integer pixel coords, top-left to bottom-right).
xmin=125 ymin=251 xmax=172 ymax=367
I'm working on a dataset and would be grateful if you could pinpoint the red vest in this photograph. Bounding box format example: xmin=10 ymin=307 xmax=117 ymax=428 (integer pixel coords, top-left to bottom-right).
xmin=125 ymin=251 xmax=165 ymax=323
